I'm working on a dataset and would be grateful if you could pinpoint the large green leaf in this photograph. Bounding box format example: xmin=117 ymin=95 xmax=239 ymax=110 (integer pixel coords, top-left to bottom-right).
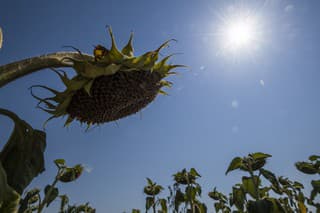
xmin=226 ymin=157 xmax=242 ymax=175
xmin=242 ymin=176 xmax=260 ymax=199
xmin=0 ymin=108 xmax=46 ymax=194
xmin=250 ymin=152 xmax=272 ymax=160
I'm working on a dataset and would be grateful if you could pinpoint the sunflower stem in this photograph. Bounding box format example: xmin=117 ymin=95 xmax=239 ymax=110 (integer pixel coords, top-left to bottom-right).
xmin=0 ymin=52 xmax=94 ymax=88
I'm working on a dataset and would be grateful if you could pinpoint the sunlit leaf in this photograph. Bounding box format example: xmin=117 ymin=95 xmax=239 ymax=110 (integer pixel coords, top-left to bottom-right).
xmin=242 ymin=176 xmax=259 ymax=199
xmin=226 ymin=157 xmax=242 ymax=175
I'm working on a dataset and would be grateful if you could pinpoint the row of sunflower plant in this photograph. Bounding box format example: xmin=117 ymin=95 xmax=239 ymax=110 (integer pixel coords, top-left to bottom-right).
xmin=130 ymin=152 xmax=320 ymax=213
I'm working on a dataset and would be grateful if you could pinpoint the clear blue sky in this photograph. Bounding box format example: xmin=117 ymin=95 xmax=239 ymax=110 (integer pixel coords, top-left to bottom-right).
xmin=0 ymin=0 xmax=319 ymax=212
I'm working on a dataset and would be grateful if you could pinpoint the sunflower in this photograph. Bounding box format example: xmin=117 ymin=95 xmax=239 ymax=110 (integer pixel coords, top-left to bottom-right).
xmin=31 ymin=27 xmax=183 ymax=128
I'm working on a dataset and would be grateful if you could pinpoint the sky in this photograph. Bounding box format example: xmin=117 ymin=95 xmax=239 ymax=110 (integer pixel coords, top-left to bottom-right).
xmin=1 ymin=0 xmax=320 ymax=212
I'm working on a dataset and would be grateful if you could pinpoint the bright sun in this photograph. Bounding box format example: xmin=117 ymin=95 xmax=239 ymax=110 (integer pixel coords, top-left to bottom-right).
xmin=216 ymin=9 xmax=262 ymax=56
xmin=225 ymin=19 xmax=255 ymax=48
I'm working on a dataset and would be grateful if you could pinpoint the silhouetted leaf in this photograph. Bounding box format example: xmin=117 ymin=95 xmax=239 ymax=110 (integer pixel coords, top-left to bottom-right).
xmin=44 ymin=185 xmax=59 ymax=207
xmin=0 ymin=108 xmax=46 ymax=194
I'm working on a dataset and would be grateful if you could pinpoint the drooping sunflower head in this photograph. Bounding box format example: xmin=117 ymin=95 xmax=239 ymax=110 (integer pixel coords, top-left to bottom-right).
xmin=32 ymin=27 xmax=184 ymax=128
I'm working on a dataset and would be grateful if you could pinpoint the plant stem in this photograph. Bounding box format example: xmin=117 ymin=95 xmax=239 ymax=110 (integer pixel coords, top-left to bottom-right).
xmin=152 ymin=195 xmax=156 ymax=213
xmin=0 ymin=52 xmax=93 ymax=88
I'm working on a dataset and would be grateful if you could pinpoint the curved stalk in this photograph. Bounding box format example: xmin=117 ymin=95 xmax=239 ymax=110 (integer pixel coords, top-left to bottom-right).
xmin=0 ymin=52 xmax=94 ymax=88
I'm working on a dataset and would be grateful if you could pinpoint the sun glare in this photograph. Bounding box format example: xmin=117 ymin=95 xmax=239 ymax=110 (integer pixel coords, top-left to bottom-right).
xmin=215 ymin=8 xmax=262 ymax=56
xmin=225 ymin=19 xmax=255 ymax=48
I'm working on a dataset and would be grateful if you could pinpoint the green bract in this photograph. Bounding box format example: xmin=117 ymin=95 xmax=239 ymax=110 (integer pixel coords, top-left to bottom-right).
xmin=31 ymin=27 xmax=184 ymax=128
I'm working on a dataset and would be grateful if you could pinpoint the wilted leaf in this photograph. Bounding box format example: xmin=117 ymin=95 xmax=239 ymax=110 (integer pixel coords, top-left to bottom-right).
xmin=0 ymin=108 xmax=46 ymax=194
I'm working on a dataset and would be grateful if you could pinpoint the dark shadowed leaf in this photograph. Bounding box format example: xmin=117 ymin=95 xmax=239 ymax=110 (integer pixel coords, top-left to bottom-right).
xmin=247 ymin=199 xmax=273 ymax=213
xmin=0 ymin=108 xmax=46 ymax=194
xmin=145 ymin=196 xmax=154 ymax=211
xmin=44 ymin=185 xmax=59 ymax=207
xmin=295 ymin=162 xmax=318 ymax=174
xmin=232 ymin=187 xmax=245 ymax=211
